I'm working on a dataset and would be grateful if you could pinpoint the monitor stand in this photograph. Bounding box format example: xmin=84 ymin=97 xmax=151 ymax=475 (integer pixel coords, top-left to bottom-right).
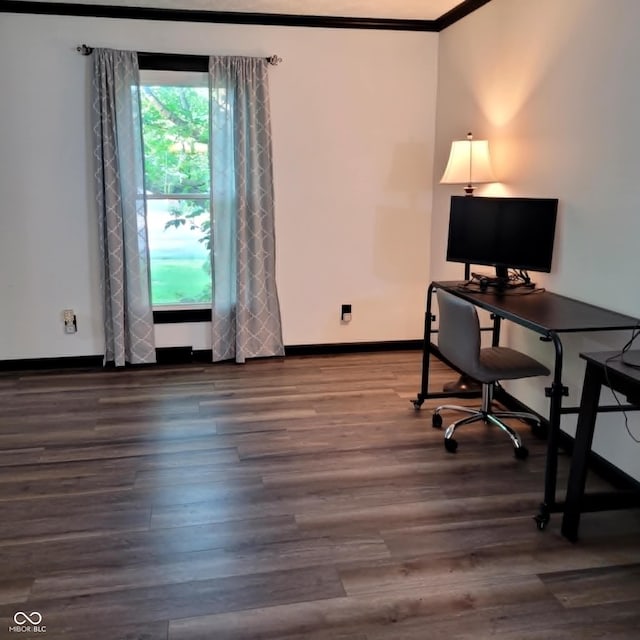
xmin=471 ymin=267 xmax=511 ymax=293
xmin=481 ymin=267 xmax=510 ymax=292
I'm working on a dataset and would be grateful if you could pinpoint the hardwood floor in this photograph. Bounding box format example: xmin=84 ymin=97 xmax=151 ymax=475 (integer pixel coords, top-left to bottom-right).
xmin=0 ymin=351 xmax=639 ymax=639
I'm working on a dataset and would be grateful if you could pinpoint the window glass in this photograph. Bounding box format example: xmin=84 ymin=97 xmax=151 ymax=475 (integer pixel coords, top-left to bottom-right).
xmin=140 ymin=71 xmax=211 ymax=307
xmin=147 ymin=198 xmax=211 ymax=305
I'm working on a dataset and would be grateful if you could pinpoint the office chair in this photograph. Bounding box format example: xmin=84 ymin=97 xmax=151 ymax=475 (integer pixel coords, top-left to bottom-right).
xmin=432 ymin=289 xmax=550 ymax=459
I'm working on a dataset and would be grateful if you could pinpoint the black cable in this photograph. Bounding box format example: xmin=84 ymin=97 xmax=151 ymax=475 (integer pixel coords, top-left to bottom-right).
xmin=457 ymin=280 xmax=545 ymax=296
xmin=603 ymin=321 xmax=640 ymax=443
xmin=462 ymin=269 xmax=541 ymax=295
xmin=620 ymin=323 xmax=640 ymax=368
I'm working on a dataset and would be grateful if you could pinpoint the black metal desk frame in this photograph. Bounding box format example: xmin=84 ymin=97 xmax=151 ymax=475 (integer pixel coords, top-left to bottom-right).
xmin=561 ymin=351 xmax=640 ymax=542
xmin=413 ymin=281 xmax=639 ymax=529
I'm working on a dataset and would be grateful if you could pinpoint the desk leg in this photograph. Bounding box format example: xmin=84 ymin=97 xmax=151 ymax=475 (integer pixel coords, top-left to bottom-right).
xmin=561 ymin=363 xmax=602 ymax=542
xmin=412 ymin=284 xmax=436 ymax=408
xmin=535 ymin=333 xmax=565 ymax=530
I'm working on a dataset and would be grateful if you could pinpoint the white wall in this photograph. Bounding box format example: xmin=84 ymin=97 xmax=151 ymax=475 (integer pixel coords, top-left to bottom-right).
xmin=0 ymin=13 xmax=437 ymax=359
xmin=433 ymin=0 xmax=640 ymax=479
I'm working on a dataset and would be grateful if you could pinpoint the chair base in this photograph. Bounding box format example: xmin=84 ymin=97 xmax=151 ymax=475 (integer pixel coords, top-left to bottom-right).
xmin=432 ymin=384 xmax=541 ymax=459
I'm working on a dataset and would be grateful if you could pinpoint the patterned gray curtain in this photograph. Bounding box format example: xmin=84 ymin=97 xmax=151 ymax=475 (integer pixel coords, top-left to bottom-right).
xmin=91 ymin=48 xmax=156 ymax=366
xmin=209 ymin=57 xmax=284 ymax=363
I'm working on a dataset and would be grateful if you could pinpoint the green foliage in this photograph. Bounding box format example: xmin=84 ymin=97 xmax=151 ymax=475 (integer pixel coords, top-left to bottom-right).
xmin=141 ymin=85 xmax=210 ymax=195
xmin=141 ymin=84 xmax=211 ymax=246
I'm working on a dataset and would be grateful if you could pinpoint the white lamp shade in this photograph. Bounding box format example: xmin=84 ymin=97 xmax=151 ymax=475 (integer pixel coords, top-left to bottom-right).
xmin=440 ymin=139 xmax=496 ymax=185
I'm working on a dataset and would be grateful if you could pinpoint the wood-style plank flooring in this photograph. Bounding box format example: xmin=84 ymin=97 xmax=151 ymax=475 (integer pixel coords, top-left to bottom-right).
xmin=1 ymin=351 xmax=639 ymax=639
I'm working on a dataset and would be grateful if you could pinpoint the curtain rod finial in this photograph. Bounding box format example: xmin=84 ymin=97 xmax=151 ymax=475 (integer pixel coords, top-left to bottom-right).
xmin=77 ymin=44 xmax=94 ymax=56
xmin=266 ymin=54 xmax=282 ymax=66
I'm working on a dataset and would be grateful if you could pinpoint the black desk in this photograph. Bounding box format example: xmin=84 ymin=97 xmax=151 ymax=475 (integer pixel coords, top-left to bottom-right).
xmin=413 ymin=281 xmax=639 ymax=528
xmin=561 ymin=351 xmax=640 ymax=542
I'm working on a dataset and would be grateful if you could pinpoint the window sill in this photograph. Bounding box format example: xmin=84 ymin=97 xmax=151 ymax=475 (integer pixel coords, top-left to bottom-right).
xmin=153 ymin=308 xmax=212 ymax=324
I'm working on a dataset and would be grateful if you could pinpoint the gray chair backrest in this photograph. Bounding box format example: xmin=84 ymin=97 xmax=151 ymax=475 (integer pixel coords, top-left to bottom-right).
xmin=436 ymin=288 xmax=481 ymax=375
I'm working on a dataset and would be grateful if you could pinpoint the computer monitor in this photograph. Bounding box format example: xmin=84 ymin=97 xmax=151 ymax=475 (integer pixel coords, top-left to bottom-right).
xmin=446 ymin=195 xmax=558 ymax=284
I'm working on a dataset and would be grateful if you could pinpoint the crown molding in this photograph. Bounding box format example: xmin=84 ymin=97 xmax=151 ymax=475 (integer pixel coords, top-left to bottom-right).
xmin=2 ymin=0 xmax=492 ymax=31
xmin=434 ymin=0 xmax=492 ymax=30
xmin=2 ymin=1 xmax=437 ymax=31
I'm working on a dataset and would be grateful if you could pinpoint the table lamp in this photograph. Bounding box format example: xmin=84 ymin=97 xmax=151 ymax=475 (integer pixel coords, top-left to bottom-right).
xmin=440 ymin=132 xmax=495 ymax=195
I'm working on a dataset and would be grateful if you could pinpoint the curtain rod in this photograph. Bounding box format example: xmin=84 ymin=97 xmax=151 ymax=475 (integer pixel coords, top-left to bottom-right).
xmin=76 ymin=44 xmax=282 ymax=65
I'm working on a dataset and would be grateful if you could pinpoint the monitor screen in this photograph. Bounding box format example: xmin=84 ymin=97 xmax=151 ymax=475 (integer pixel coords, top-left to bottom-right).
xmin=446 ymin=196 xmax=558 ymax=278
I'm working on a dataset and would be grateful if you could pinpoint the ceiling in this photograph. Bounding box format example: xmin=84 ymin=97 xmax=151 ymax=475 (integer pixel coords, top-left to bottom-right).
xmin=7 ymin=0 xmax=468 ymax=21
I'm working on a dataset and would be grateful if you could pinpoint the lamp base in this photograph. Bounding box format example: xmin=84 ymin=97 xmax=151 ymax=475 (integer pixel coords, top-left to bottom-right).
xmin=443 ymin=374 xmax=481 ymax=395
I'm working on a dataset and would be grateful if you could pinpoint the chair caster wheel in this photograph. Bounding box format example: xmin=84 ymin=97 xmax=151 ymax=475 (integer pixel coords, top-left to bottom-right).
xmin=514 ymin=446 xmax=529 ymax=460
xmin=444 ymin=438 xmax=458 ymax=453
xmin=432 ymin=413 xmax=443 ymax=429
xmin=534 ymin=513 xmax=549 ymax=530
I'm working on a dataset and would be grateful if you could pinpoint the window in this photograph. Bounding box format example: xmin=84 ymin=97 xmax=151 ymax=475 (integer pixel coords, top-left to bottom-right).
xmin=140 ymin=70 xmax=211 ymax=308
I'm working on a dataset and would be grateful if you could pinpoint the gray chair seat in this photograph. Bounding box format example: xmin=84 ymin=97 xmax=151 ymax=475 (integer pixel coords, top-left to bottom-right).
xmin=474 ymin=346 xmax=550 ymax=383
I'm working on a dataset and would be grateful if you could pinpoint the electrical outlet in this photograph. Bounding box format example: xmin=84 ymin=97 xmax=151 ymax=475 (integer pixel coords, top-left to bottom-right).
xmin=63 ymin=309 xmax=77 ymax=334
